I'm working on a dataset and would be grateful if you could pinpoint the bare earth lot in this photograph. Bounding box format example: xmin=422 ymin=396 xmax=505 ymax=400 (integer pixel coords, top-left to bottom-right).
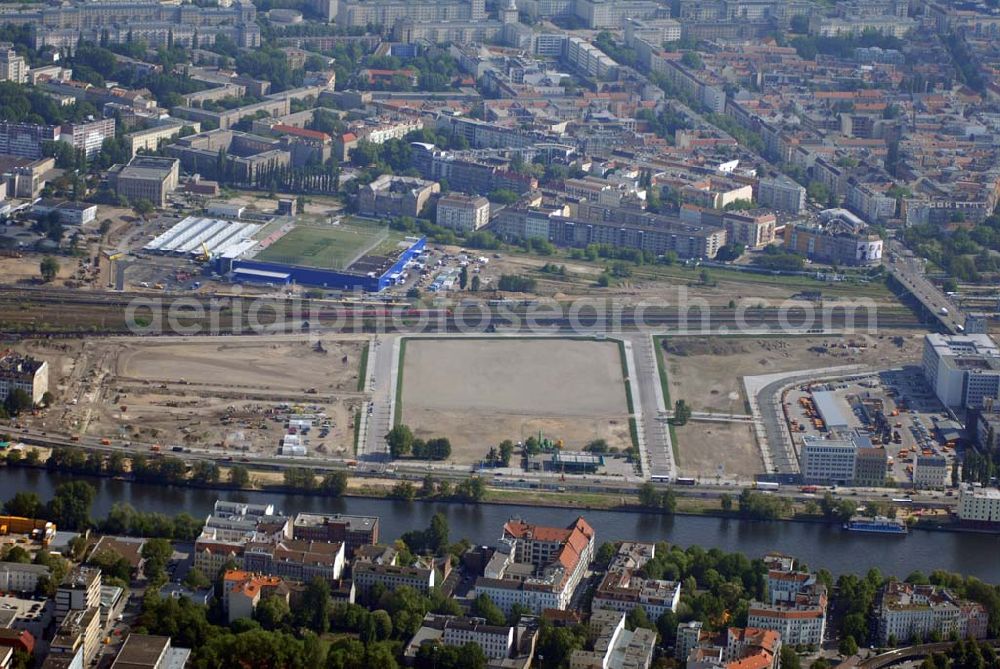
xmin=26 ymin=336 xmax=367 ymax=458
xmin=114 ymin=339 xmax=363 ymax=392
xmin=400 ymin=338 xmax=631 ymax=463
xmin=663 ymin=333 xmax=924 ymax=478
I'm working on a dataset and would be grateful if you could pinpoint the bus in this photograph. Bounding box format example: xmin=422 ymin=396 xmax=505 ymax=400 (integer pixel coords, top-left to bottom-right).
xmin=891 ymin=497 xmax=914 ymax=504
xmin=755 ymin=481 xmax=780 ymax=491
xmin=675 ymin=477 xmax=698 ymax=486
xmin=650 ymin=475 xmax=671 ymax=483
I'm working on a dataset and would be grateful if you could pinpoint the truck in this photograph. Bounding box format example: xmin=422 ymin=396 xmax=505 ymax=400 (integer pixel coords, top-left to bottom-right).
xmin=755 ymin=481 xmax=780 ymax=491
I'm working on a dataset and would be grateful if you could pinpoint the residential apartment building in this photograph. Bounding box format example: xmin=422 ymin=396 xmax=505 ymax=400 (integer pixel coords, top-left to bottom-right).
xmin=922 ymin=334 xmax=1000 ymax=410
xmin=222 ymin=570 xmax=290 ymax=623
xmin=55 ymin=567 xmax=101 ymax=622
xmin=876 ymin=582 xmax=988 ymax=645
xmin=436 ymin=194 xmax=490 ymax=232
xmin=124 ymin=120 xmax=199 ymax=158
xmin=783 ymin=209 xmax=883 ymax=267
xmin=956 ymin=485 xmax=1000 ymax=528
xmin=0 ymin=43 xmax=27 ymax=84
xmin=336 ymin=0 xmax=486 ymax=28
xmin=757 ymin=175 xmax=807 ymax=213
xmin=49 ymin=607 xmax=101 ymax=667
xmin=690 ymin=207 xmax=776 ymax=249
xmin=242 ymin=540 xmax=345 ymax=585
xmin=404 ymin=614 xmax=515 ymax=661
xmin=291 ymin=513 xmax=378 ymax=558
xmin=61 ymin=118 xmax=115 ymax=160
xmin=0 ymin=352 xmax=48 ymax=405
xmin=0 ymin=122 xmax=60 ymax=160
xmin=107 ymin=156 xmax=180 ymax=208
xmin=352 ymin=560 xmax=437 ymax=600
xmin=563 ymin=37 xmax=619 ymax=81
xmin=679 ymin=625 xmax=781 ymax=669
xmin=474 ymin=517 xmax=595 ymax=615
xmin=746 ymin=555 xmax=827 ymax=647
xmin=358 ymin=175 xmax=440 ymax=218
xmin=592 ymin=542 xmax=681 ymax=621
xmin=570 ymin=609 xmax=656 ymax=669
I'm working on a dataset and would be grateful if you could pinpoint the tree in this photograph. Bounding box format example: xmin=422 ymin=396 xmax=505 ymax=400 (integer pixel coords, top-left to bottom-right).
xmin=297 ymin=577 xmax=332 ymax=633
xmin=190 ymin=460 xmax=219 ymax=484
xmin=779 ymin=646 xmax=801 ymax=669
xmin=45 ymin=481 xmax=96 ymax=530
xmin=498 ymin=440 xmax=514 ymax=466
xmin=141 ymin=538 xmax=173 ymax=580
xmin=595 ymin=541 xmax=617 ymax=569
xmin=470 ymin=275 xmax=481 ymax=292
xmin=133 ymin=199 xmax=155 ymax=217
xmin=255 ymin=595 xmax=291 ymax=630
xmin=229 ymin=465 xmax=251 ymax=488
xmin=672 ymin=399 xmax=692 ymax=426
xmin=321 ymin=471 xmax=348 ymax=497
xmin=839 ymin=636 xmax=859 ymax=657
xmin=386 ymin=424 xmax=414 ymax=458
xmin=720 ymin=494 xmax=733 ymax=512
xmin=459 ymin=265 xmax=468 ymax=289
xmin=39 ymin=256 xmax=59 ymax=283
xmin=182 ymin=567 xmax=211 ymax=591
xmin=4 ymin=492 xmax=42 ymax=518
xmin=473 ymin=593 xmax=506 ymax=626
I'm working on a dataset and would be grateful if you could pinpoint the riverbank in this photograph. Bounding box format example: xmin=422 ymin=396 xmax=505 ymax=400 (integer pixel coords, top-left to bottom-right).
xmin=3 ymin=465 xmax=999 ymax=579
xmin=5 ymin=457 xmax=978 ymax=537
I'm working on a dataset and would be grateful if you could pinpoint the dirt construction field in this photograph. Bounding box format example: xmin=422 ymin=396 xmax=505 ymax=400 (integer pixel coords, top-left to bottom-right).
xmin=27 ymin=336 xmax=368 ymax=458
xmin=399 ymin=338 xmax=631 ymax=463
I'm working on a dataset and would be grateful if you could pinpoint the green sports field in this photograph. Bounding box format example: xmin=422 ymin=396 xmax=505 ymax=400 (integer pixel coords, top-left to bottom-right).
xmin=255 ymin=221 xmax=397 ymax=270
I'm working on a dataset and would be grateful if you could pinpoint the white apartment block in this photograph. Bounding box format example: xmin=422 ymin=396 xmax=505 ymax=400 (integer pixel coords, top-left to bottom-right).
xmin=747 ymin=603 xmax=826 ymax=647
xmin=0 ymin=562 xmax=50 ymax=594
xmin=0 ymin=43 xmax=27 ymax=84
xmin=922 ymin=334 xmax=1000 ymax=409
xmin=436 ymin=194 xmax=490 ymax=232
xmin=442 ymin=618 xmax=514 ymax=659
xmin=0 ymin=353 xmax=48 ymax=405
xmin=352 ymin=562 xmax=436 ymax=599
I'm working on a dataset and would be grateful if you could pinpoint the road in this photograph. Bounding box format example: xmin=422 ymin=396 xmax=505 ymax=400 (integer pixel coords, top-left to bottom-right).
xmin=886 ymin=240 xmax=964 ymax=334
xmin=626 ymin=333 xmax=675 ymax=481
xmin=360 ymin=335 xmax=394 ymax=462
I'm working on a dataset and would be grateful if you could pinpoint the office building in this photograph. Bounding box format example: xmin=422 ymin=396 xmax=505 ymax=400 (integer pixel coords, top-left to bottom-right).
xmin=956 ymin=484 xmax=1000 ymax=528
xmin=853 ymin=447 xmax=889 ymax=488
xmin=0 ymin=43 xmax=27 ymax=84
xmin=922 ymin=334 xmax=1000 ymax=410
xmin=107 ymin=156 xmax=180 ymax=208
xmin=800 ymin=436 xmax=859 ymax=485
xmin=32 ymin=199 xmax=98 ymax=226
xmin=124 ymin=119 xmax=199 ymax=157
xmin=876 ymin=581 xmax=988 ymax=645
xmin=437 ymin=194 xmax=490 ymax=232
xmin=913 ymin=455 xmax=948 ymax=490
xmin=0 ymin=352 xmax=48 ymax=405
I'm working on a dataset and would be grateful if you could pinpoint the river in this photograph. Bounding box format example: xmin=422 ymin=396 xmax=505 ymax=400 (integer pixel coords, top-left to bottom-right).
xmin=13 ymin=468 xmax=1000 ymax=581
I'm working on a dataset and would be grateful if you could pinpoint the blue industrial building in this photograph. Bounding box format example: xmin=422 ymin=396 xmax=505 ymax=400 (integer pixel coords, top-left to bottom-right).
xmin=221 ymin=236 xmax=426 ymax=292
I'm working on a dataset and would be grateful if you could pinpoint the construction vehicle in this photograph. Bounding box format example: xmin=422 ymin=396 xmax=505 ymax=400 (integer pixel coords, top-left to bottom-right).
xmin=196 ymin=242 xmax=212 ymax=263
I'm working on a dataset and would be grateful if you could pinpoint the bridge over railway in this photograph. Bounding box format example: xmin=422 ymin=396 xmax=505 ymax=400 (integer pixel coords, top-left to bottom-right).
xmin=852 ymin=639 xmax=1000 ymax=668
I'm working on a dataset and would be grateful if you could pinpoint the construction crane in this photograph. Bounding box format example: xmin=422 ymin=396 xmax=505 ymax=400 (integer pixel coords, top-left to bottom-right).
xmin=196 ymin=242 xmax=212 ymax=263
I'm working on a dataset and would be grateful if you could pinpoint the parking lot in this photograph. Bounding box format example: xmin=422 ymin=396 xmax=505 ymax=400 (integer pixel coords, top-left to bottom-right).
xmin=783 ymin=365 xmax=957 ymax=487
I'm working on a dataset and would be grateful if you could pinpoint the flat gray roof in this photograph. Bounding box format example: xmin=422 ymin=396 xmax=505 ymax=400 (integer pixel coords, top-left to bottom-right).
xmin=812 ymin=391 xmax=850 ymax=429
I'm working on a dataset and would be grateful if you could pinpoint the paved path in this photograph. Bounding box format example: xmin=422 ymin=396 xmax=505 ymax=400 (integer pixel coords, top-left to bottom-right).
xmin=627 ymin=333 xmax=675 ymax=481
xmin=359 ymin=335 xmax=395 ymax=461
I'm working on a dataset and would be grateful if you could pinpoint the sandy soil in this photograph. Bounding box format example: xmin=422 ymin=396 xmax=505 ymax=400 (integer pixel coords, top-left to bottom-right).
xmin=25 ymin=335 xmax=368 ymax=459
xmin=674 ymin=421 xmax=763 ymax=478
xmin=114 ymin=338 xmax=363 ymax=392
xmin=0 ymin=255 xmax=81 ymax=286
xmin=400 ymin=338 xmax=631 ymax=462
